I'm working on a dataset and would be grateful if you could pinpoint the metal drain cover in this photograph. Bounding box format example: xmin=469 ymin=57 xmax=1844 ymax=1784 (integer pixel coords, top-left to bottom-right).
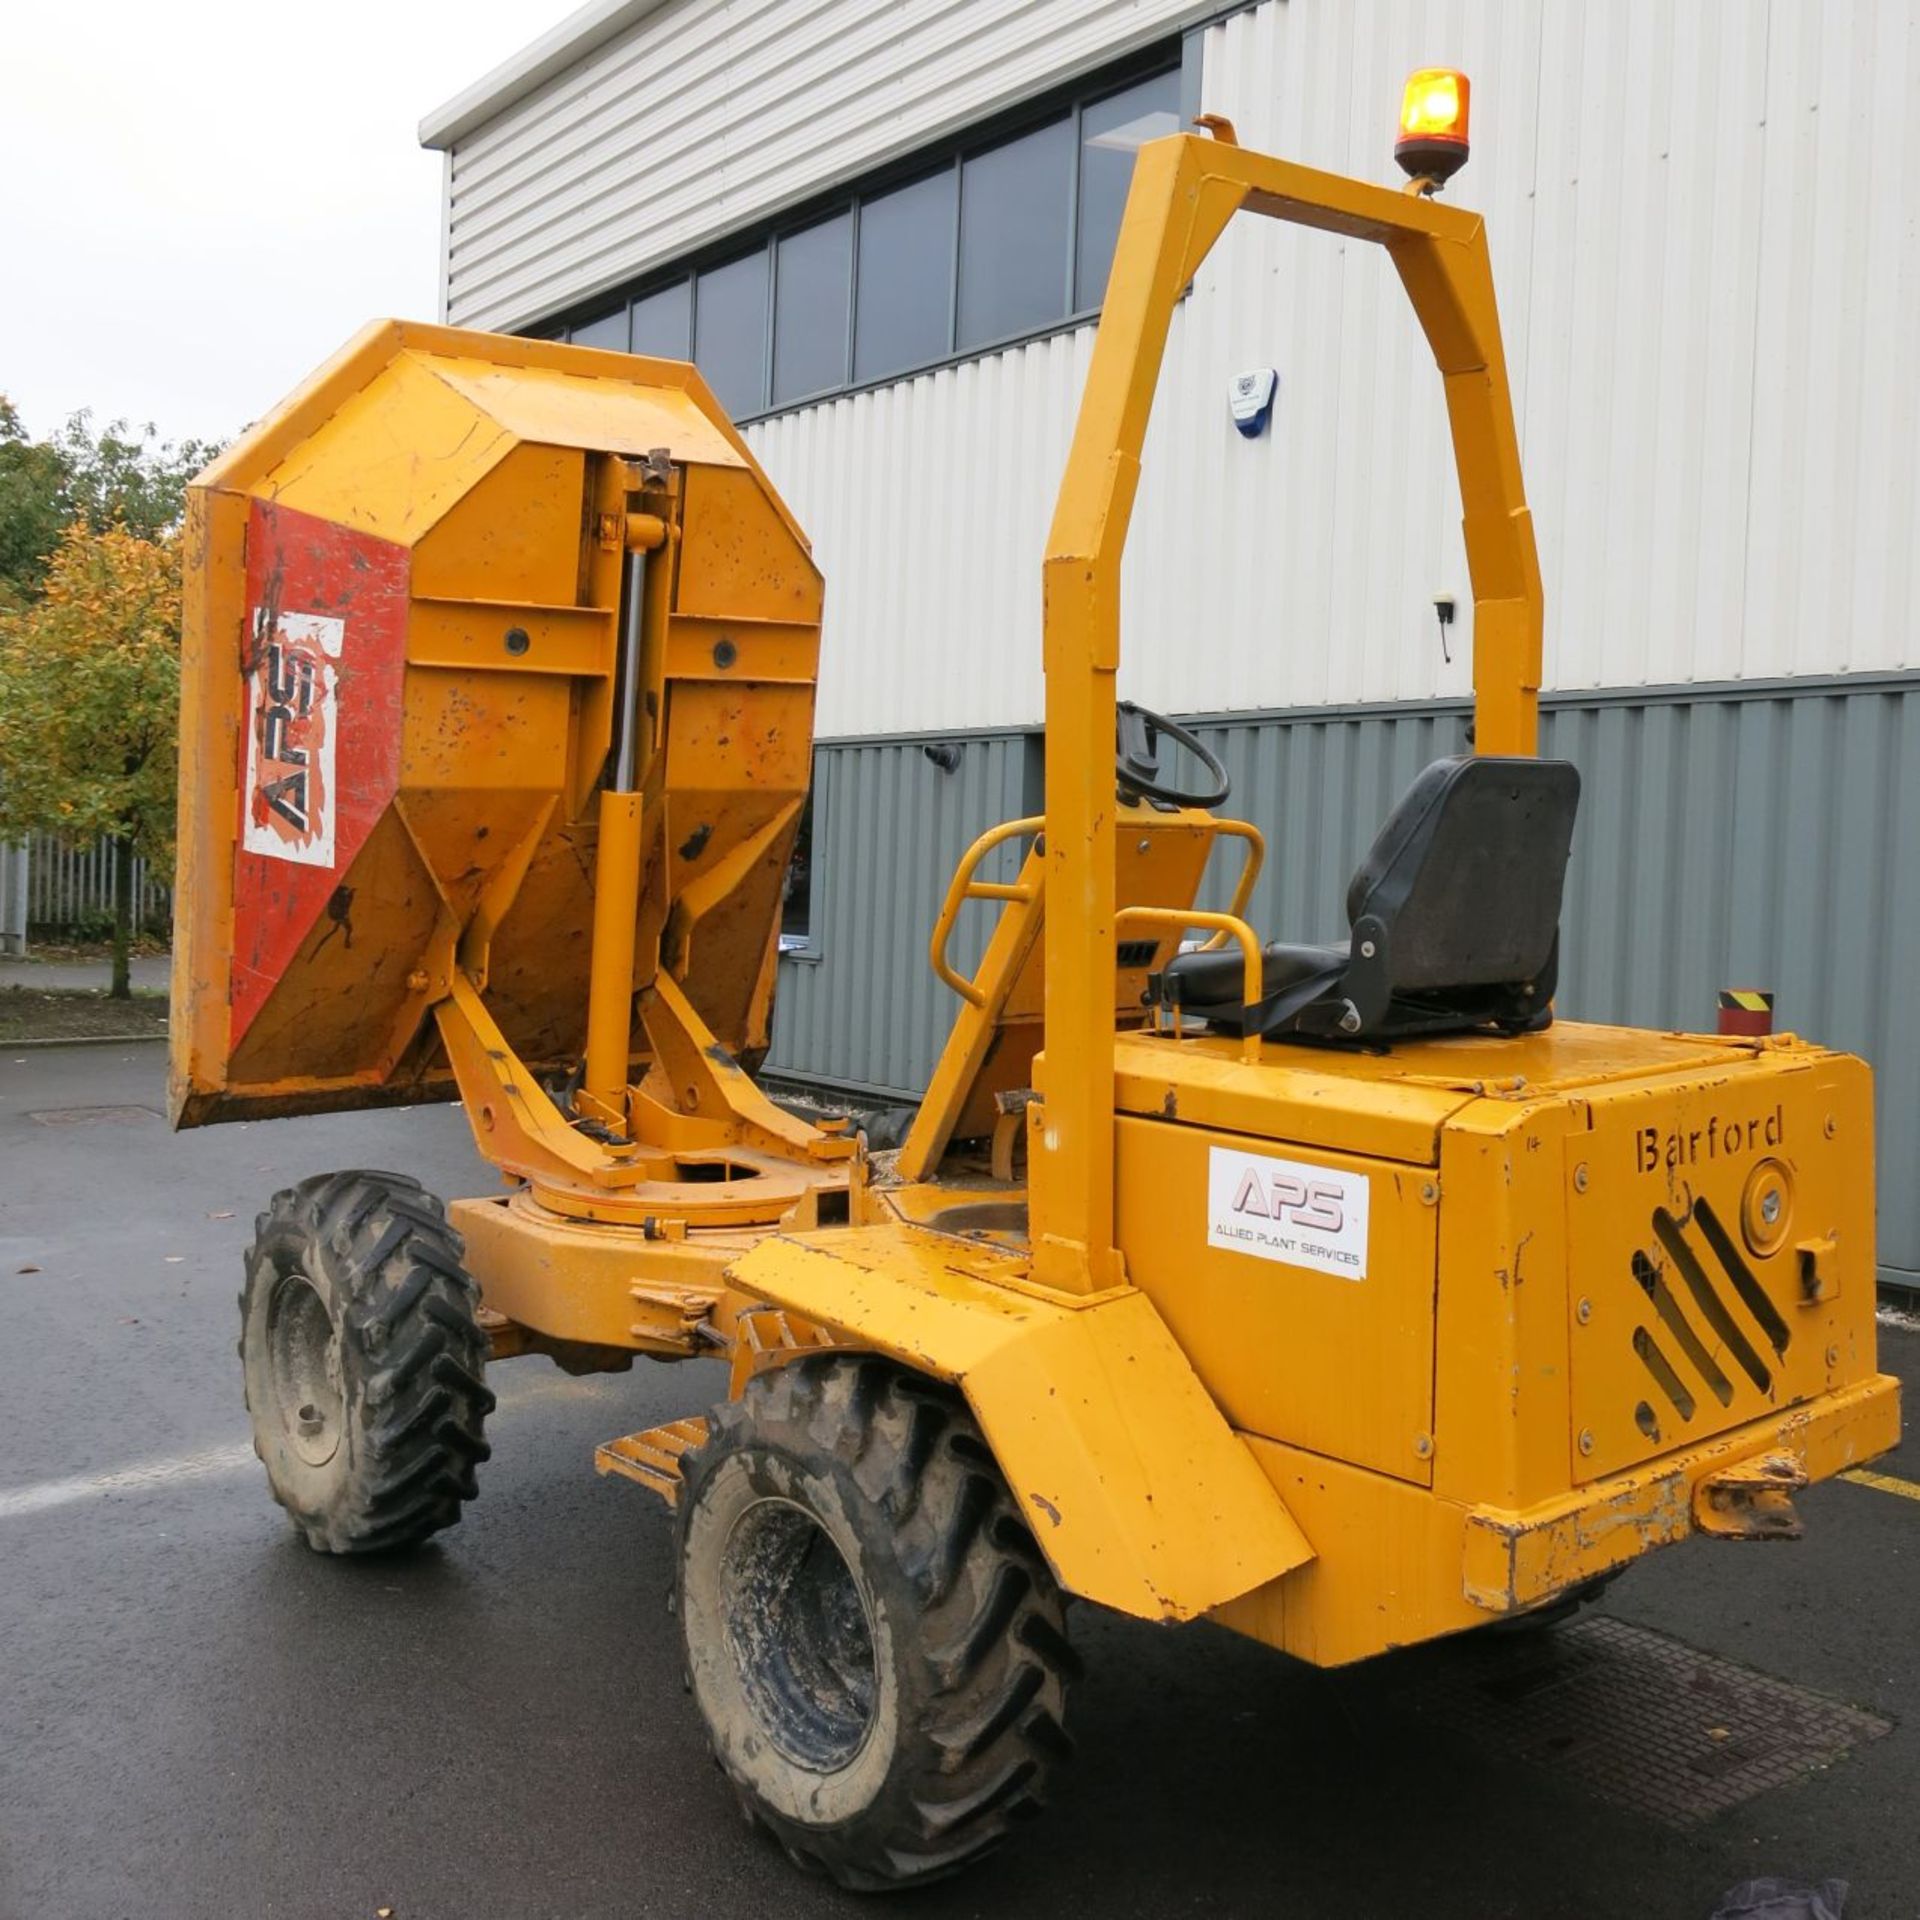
xmin=26 ymin=1105 xmax=163 ymax=1128
xmin=1414 ymin=1615 xmax=1890 ymax=1827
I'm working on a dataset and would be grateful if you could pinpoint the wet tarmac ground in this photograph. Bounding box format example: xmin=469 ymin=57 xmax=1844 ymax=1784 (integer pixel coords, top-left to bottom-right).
xmin=2 ymin=1042 xmax=1915 ymax=1920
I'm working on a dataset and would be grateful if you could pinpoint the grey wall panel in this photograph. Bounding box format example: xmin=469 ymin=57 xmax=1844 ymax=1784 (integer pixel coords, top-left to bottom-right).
xmin=764 ymin=733 xmax=1037 ymax=1099
xmin=1539 ymin=686 xmax=1920 ymax=1282
xmin=767 ymin=678 xmax=1920 ymax=1277
xmin=1182 ymin=708 xmax=1476 ymax=942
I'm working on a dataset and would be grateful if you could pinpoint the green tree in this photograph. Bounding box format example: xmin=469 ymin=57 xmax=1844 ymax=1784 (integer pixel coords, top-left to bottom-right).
xmin=0 ymin=398 xmax=72 ymax=613
xmin=0 ymin=398 xmax=214 ymax=610
xmin=55 ymin=409 xmax=214 ymax=545
xmin=0 ymin=522 xmax=182 ymax=996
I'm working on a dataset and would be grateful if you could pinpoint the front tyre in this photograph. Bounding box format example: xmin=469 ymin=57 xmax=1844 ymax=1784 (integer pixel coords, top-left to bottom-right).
xmin=677 ymin=1356 xmax=1078 ymax=1891
xmin=240 ymin=1170 xmax=494 ymax=1553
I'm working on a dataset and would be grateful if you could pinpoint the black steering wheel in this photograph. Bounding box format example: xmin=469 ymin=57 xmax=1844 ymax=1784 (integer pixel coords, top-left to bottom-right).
xmin=1116 ymin=700 xmax=1231 ymax=809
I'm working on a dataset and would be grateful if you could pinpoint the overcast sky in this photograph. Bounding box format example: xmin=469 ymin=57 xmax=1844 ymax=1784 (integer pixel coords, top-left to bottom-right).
xmin=2 ymin=0 xmax=576 ymax=450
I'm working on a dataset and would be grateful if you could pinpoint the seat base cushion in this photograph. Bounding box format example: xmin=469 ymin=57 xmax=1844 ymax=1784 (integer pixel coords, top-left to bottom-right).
xmin=1156 ymin=941 xmax=1348 ymax=1010
xmin=1150 ymin=940 xmax=1555 ymax=1043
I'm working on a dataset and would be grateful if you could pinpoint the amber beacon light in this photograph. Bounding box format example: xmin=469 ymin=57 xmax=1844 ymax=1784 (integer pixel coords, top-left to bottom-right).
xmin=1395 ymin=67 xmax=1471 ymax=189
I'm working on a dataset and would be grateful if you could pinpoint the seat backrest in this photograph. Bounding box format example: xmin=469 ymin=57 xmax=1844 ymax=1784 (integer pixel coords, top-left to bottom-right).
xmin=1346 ymin=756 xmax=1579 ymax=996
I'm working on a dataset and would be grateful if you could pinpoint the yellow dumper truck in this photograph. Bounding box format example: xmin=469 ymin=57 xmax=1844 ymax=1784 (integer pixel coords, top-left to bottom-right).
xmin=171 ymin=76 xmax=1898 ymax=1889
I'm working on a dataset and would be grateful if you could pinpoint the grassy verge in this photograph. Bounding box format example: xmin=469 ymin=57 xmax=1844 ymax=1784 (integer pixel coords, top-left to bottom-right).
xmin=13 ymin=937 xmax=169 ymax=964
xmin=0 ymin=986 xmax=170 ymax=1043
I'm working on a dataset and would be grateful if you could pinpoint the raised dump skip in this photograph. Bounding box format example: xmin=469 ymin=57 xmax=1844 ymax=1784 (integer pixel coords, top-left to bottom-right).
xmin=169 ymin=320 xmax=823 ymax=1126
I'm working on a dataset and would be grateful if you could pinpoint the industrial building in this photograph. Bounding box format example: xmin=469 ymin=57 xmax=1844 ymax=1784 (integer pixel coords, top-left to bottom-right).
xmin=421 ymin=0 xmax=1920 ymax=1289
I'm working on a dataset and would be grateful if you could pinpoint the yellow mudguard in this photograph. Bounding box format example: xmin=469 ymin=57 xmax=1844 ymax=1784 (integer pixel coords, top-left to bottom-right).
xmin=725 ymin=1226 xmax=1314 ymax=1622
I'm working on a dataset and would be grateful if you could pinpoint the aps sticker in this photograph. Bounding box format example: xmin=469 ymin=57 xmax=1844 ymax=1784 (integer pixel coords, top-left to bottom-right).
xmin=1206 ymin=1146 xmax=1371 ymax=1280
xmin=242 ymin=608 xmax=344 ymax=868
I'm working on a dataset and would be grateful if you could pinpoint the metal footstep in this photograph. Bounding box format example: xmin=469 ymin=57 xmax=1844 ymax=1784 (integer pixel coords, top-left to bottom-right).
xmin=595 ymin=1417 xmax=710 ymax=1507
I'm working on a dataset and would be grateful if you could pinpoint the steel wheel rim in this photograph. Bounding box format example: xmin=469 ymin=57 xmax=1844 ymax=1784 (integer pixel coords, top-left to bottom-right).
xmin=267 ymin=1271 xmax=343 ymax=1468
xmin=720 ymin=1496 xmax=877 ymax=1772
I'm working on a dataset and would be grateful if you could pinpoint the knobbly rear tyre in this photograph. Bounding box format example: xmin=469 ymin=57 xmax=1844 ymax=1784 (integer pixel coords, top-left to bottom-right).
xmin=676 ymin=1355 xmax=1078 ymax=1891
xmin=240 ymin=1169 xmax=494 ymax=1553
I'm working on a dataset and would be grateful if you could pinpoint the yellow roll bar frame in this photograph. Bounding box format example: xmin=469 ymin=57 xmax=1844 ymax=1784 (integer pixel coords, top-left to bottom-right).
xmin=1027 ymin=130 xmax=1543 ymax=1296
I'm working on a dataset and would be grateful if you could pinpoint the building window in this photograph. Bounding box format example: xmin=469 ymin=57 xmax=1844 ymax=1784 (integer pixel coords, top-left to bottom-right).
xmin=547 ymin=45 xmax=1184 ymax=418
xmin=780 ymin=787 xmax=817 ymax=954
xmin=570 ymin=305 xmax=629 ymax=350
xmin=695 ymin=250 xmax=770 ymax=418
xmin=631 ymin=279 xmax=691 ymax=358
xmin=1077 ymin=72 xmax=1185 ymax=309
xmin=773 ymin=212 xmax=853 ymax=405
xmin=852 ymin=170 xmax=956 ymax=382
xmin=958 ymin=116 xmax=1074 ymax=352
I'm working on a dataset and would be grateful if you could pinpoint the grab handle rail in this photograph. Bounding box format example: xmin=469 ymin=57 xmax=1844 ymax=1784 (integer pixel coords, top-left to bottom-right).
xmin=1196 ymin=819 xmax=1264 ymax=950
xmin=930 ymin=812 xmax=1269 ymax=1012
xmin=1116 ymin=906 xmax=1266 ymax=1062
xmin=928 ymin=816 xmax=1046 ymax=1007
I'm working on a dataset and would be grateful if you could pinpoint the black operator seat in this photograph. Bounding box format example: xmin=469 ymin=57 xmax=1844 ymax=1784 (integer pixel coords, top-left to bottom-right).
xmin=1148 ymin=755 xmax=1580 ymax=1043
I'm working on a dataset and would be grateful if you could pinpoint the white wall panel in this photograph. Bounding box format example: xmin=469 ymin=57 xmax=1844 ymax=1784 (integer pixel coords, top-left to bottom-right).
xmin=445 ymin=0 xmax=1920 ymax=729
xmin=1514 ymin=0 xmax=1920 ymax=688
xmin=748 ymin=332 xmax=1090 ymax=735
xmin=442 ymin=0 xmax=1223 ymax=331
xmin=749 ymin=0 xmax=1541 ymax=732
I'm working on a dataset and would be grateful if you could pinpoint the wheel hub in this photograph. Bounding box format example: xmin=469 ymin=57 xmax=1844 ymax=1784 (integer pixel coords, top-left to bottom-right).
xmin=267 ymin=1272 xmax=344 ymax=1468
xmin=721 ymin=1497 xmax=876 ymax=1772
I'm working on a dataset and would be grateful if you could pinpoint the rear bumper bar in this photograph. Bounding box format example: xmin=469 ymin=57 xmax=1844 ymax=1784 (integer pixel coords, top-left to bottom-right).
xmin=1461 ymin=1372 xmax=1902 ymax=1614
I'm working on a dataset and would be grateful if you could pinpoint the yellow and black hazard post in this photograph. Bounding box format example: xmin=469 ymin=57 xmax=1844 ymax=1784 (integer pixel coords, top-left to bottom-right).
xmin=1718 ymin=988 xmax=1775 ymax=1037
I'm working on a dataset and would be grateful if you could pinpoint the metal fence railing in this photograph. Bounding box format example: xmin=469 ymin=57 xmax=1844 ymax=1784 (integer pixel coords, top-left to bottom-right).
xmin=22 ymin=834 xmax=173 ymax=941
xmin=0 ymin=841 xmax=27 ymax=956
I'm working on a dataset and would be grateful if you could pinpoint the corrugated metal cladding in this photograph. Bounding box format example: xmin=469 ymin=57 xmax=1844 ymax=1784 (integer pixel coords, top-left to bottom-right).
xmin=746 ymin=0 xmax=1920 ymax=734
xmin=764 ymin=676 xmax=1920 ymax=1281
xmin=766 ymin=733 xmax=1039 ymax=1104
xmin=442 ymin=0 xmax=1221 ymax=332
